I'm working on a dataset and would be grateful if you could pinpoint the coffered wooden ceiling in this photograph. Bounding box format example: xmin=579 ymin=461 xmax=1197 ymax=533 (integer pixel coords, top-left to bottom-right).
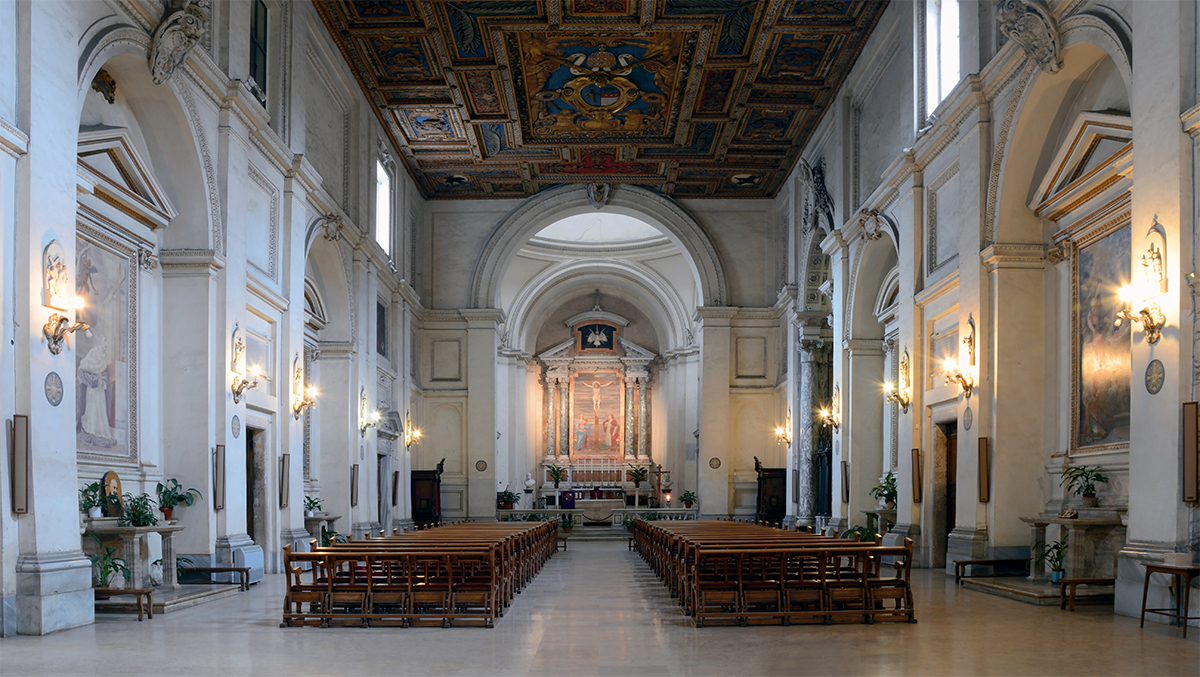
xmin=314 ymin=1 xmax=889 ymax=199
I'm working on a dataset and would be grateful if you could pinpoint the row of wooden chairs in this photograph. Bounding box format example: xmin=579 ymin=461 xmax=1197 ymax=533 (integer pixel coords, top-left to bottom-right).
xmin=632 ymin=520 xmax=916 ymax=626
xmin=281 ymin=521 xmax=558 ymax=628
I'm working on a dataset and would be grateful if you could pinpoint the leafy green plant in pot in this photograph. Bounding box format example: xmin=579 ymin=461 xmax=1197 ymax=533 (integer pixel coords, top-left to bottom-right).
xmin=303 ymin=495 xmax=322 ymax=517
xmin=119 ymin=492 xmax=159 ymax=527
xmin=156 ymin=478 xmax=201 ymax=521
xmin=680 ymin=490 xmax=698 ymax=509
xmin=559 ymin=513 xmax=575 ymax=533
xmin=86 ymin=534 xmax=129 ymax=596
xmin=621 ymin=514 xmax=637 ymax=532
xmin=544 ymin=463 xmax=568 ymax=488
xmin=1060 ymin=465 xmax=1109 ymax=508
xmin=627 ymin=464 xmax=649 ymax=488
xmin=1032 ymin=534 xmax=1069 ymax=583
xmin=869 ymin=472 xmax=898 ymax=509
xmin=497 ymin=490 xmax=521 ymax=510
xmin=80 ymin=482 xmax=106 ymax=519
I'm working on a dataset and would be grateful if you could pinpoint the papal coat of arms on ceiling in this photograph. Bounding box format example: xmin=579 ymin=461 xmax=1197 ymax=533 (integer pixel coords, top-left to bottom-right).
xmin=510 ymin=32 xmax=695 ymax=142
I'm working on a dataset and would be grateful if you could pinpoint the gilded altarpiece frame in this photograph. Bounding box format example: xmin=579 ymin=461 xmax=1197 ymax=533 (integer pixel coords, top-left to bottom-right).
xmin=75 ymin=220 xmax=139 ymax=465
xmin=570 ymin=370 xmax=625 ymax=458
xmin=1067 ymin=200 xmax=1132 ymax=455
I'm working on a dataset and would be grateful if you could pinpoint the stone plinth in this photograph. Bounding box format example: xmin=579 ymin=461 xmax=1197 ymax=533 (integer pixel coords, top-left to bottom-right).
xmin=85 ymin=520 xmax=186 ymax=590
xmin=1020 ymin=512 xmax=1126 ymax=580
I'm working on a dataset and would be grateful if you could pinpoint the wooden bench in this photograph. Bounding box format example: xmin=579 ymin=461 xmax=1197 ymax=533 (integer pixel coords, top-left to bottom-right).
xmin=954 ymin=558 xmax=1029 ymax=585
xmin=95 ymin=587 xmax=153 ymax=621
xmin=180 ymin=566 xmax=252 ymax=591
xmin=1059 ymin=577 xmax=1115 ymax=611
xmin=556 ymin=536 xmax=568 ymax=552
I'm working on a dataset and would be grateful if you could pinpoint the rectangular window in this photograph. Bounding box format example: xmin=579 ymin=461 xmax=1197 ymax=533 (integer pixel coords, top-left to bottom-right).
xmin=374 ymin=160 xmax=393 ymax=256
xmin=377 ymin=300 xmax=388 ymax=356
xmin=924 ymin=0 xmax=960 ymax=115
xmin=249 ymin=0 xmax=268 ymax=106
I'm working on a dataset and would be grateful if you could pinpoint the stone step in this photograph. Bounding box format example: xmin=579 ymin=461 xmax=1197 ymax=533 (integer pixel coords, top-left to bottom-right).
xmin=95 ymin=583 xmax=243 ymax=615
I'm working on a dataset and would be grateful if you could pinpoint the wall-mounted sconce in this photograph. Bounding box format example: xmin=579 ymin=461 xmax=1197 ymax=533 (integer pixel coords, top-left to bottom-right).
xmin=943 ymin=358 xmax=974 ymax=399
xmin=1115 ymin=285 xmax=1166 ymax=344
xmin=404 ymin=413 xmax=422 ymax=448
xmin=231 ymin=365 xmax=260 ymax=404
xmin=885 ymin=347 xmax=912 ymax=413
xmin=820 ymin=385 xmax=841 ymax=431
xmin=292 ymin=386 xmax=316 ymax=420
xmin=43 ymin=297 xmax=89 ymax=355
xmin=774 ymin=410 xmax=793 ymax=446
xmin=358 ymin=386 xmax=379 ymax=437
xmin=291 ymin=354 xmax=316 ymax=419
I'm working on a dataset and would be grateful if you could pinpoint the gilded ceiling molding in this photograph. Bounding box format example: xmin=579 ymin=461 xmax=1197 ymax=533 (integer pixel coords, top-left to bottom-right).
xmin=995 ymin=0 xmax=1063 ymax=74
xmin=149 ymin=0 xmax=211 ymax=86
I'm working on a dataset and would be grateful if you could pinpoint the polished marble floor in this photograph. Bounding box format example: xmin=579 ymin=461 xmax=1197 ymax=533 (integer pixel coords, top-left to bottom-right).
xmin=2 ymin=541 xmax=1196 ymax=676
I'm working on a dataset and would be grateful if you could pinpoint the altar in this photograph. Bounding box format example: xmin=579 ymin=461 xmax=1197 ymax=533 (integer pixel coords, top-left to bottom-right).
xmin=577 ymin=499 xmax=624 ymax=523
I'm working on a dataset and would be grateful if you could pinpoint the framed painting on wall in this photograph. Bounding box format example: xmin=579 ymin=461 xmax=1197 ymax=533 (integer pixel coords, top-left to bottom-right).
xmin=1071 ymin=222 xmax=1131 ymax=453
xmin=570 ymin=370 xmax=625 ymax=457
xmin=75 ymin=224 xmax=138 ymax=465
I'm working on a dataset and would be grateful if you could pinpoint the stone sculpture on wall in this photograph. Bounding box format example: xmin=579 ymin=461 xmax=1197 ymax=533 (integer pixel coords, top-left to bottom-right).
xmin=996 ymin=0 xmax=1062 ymax=74
xmin=149 ymin=0 xmax=212 ymax=85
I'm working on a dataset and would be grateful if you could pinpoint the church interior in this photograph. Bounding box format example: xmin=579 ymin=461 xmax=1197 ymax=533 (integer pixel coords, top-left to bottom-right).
xmin=1 ymin=0 xmax=1198 ymax=672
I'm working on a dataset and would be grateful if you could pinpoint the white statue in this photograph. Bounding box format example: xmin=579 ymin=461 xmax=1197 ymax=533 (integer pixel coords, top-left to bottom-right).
xmin=524 ymin=472 xmax=535 ymax=491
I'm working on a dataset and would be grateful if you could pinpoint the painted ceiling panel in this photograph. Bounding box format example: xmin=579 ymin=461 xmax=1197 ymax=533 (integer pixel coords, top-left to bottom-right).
xmin=315 ymin=0 xmax=889 ymax=199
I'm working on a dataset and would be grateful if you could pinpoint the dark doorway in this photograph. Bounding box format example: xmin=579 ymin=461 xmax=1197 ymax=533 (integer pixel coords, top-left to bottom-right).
xmin=945 ymin=424 xmax=957 ymax=557
xmin=246 ymin=427 xmax=266 ymax=545
xmin=931 ymin=421 xmax=957 ymax=568
xmin=815 ymin=426 xmax=833 ymax=519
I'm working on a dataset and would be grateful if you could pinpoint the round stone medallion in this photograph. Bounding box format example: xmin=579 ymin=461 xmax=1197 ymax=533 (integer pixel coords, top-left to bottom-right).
xmin=475 ymin=460 xmax=488 ymax=472
xmin=708 ymin=457 xmax=721 ymax=470
xmin=231 ymin=415 xmax=241 ymax=439
xmin=1145 ymin=359 xmax=1165 ymax=395
xmin=962 ymin=407 xmax=973 ymax=431
xmin=44 ymin=372 xmax=63 ymax=407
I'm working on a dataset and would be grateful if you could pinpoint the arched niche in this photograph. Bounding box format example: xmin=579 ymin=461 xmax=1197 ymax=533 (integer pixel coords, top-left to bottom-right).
xmin=470 ymin=184 xmax=727 ymax=309
xmin=848 ymin=236 xmax=900 ymax=342
xmin=989 ymin=31 xmax=1131 ymax=245
xmin=304 ymin=236 xmax=353 ymax=344
xmin=78 ymin=44 xmax=215 ymax=251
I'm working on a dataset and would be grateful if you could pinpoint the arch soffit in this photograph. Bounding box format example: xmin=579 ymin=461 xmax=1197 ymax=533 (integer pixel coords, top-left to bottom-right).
xmin=510 ymin=259 xmax=688 ymax=354
xmin=304 ymin=236 xmax=354 ymax=343
xmin=986 ymin=16 xmax=1132 ymax=244
xmin=471 ymin=184 xmax=727 ymax=309
xmin=76 ymin=24 xmax=221 ymax=252
xmin=846 ymin=234 xmax=899 ymax=342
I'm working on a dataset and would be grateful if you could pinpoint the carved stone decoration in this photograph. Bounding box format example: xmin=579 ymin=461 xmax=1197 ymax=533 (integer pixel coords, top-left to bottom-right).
xmin=137 ymin=248 xmax=158 ymax=271
xmin=858 ymin=210 xmax=891 ymax=242
xmin=811 ymin=159 xmax=836 ymax=235
xmin=91 ymin=69 xmax=117 ymax=104
xmin=42 ymin=240 xmax=70 ymax=310
xmin=995 ymin=0 xmax=1062 ymax=74
xmin=1047 ymin=239 xmax=1071 ymax=264
xmin=586 ymin=183 xmax=612 ymax=209
xmin=317 ymin=214 xmax=344 ymax=243
xmin=149 ymin=0 xmax=212 ymax=86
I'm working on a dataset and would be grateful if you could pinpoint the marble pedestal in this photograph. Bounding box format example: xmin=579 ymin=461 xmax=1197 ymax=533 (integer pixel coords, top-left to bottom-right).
xmin=85 ymin=519 xmax=186 ymax=589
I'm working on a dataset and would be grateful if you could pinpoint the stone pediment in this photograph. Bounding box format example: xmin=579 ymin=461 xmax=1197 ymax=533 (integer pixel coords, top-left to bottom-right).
xmin=1032 ymin=111 xmax=1132 ymax=221
xmin=77 ymin=126 xmax=177 ymax=230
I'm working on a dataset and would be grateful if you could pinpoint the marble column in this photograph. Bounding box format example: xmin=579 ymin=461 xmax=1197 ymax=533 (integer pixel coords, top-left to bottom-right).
xmin=637 ymin=378 xmax=649 ymax=459
xmin=544 ymin=377 xmax=555 ymax=458
xmin=558 ymin=378 xmax=570 ymax=458
xmin=624 ymin=378 xmax=635 ymax=459
xmin=797 ymin=338 xmax=829 ymax=527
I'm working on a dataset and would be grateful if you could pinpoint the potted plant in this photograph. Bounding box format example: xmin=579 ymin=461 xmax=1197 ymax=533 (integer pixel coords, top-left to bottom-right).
xmin=627 ymin=464 xmax=649 ymax=488
xmin=86 ymin=534 xmax=129 ymax=596
xmin=869 ymin=471 xmax=898 ymax=509
xmin=497 ymin=490 xmax=520 ymax=510
xmin=680 ymin=490 xmax=698 ymax=509
xmin=621 ymin=515 xmax=637 ymax=532
xmin=119 ymin=492 xmax=159 ymax=527
xmin=1060 ymin=465 xmax=1109 ymax=508
xmin=304 ymin=495 xmax=322 ymax=517
xmin=842 ymin=525 xmax=877 ymax=542
xmin=1032 ymin=534 xmax=1069 ymax=583
xmin=320 ymin=527 xmax=347 ymax=547
xmin=156 ymin=478 xmax=201 ymax=522
xmin=80 ymin=482 xmax=105 ymax=519
xmin=560 ymin=513 xmax=575 ymax=534
xmin=545 ymin=464 xmax=568 ymax=488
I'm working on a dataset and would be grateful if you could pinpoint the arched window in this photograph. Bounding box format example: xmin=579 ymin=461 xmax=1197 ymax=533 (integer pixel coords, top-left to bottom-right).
xmin=922 ymin=0 xmax=960 ymax=118
xmin=375 ymin=159 xmax=392 ymax=257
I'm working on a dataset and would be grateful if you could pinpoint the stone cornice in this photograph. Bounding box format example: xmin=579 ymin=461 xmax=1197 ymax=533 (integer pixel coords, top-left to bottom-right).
xmin=693 ymin=306 xmax=739 ymax=323
xmin=980 ymin=243 xmax=1046 ymax=271
xmin=459 ymin=308 xmax=506 ymax=326
xmin=843 ymin=339 xmax=885 ymax=357
xmin=1183 ymin=102 xmax=1200 ymax=139
xmin=316 ymin=341 xmax=356 ymax=358
xmin=0 ymin=116 xmax=28 ymax=159
xmin=159 ymin=248 xmax=225 ymax=278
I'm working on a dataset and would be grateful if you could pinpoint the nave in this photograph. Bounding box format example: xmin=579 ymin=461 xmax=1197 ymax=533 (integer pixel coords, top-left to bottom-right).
xmin=2 ymin=540 xmax=1194 ymax=677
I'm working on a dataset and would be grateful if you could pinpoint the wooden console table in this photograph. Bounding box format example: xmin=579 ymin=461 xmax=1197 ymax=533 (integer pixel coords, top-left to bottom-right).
xmin=1019 ymin=514 xmax=1125 ymax=580
xmin=1139 ymin=563 xmax=1199 ymax=638
xmin=85 ymin=519 xmax=186 ymax=590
